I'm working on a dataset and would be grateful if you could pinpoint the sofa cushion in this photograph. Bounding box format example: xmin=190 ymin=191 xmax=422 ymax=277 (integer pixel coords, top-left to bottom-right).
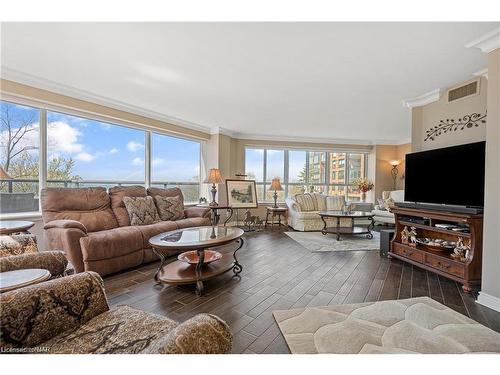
xmin=109 ymin=186 xmax=147 ymax=227
xmin=326 ymin=196 xmax=345 ymax=211
xmin=134 ymin=221 xmax=179 ymax=249
xmin=294 ymin=193 xmax=316 ymax=211
xmin=175 ymin=217 xmax=210 ymax=229
xmin=123 ymin=196 xmax=161 ymax=226
xmin=372 ymin=209 xmax=394 ymax=218
xmin=312 ymin=193 xmax=327 ymax=211
xmin=41 ymin=187 xmax=118 ymax=232
xmin=42 ymin=306 xmax=177 ymax=354
xmin=154 ymin=195 xmax=185 ymax=221
xmin=80 ymin=226 xmax=143 ymax=261
xmin=147 ymin=187 xmax=184 ymax=206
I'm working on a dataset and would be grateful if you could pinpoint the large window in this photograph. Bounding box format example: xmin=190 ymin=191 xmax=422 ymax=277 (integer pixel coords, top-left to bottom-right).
xmin=151 ymin=133 xmax=200 ymax=203
xmin=0 ymin=99 xmax=203 ymax=214
xmin=47 ymin=111 xmax=146 ymax=188
xmin=245 ymin=147 xmax=367 ymax=203
xmin=0 ymin=102 xmax=40 ymax=213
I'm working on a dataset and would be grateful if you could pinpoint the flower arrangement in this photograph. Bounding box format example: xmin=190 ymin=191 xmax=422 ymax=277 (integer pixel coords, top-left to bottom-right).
xmin=353 ymin=177 xmax=374 ymax=193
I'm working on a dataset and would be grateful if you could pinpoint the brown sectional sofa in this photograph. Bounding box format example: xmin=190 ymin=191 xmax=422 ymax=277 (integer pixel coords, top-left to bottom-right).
xmin=41 ymin=186 xmax=210 ymax=276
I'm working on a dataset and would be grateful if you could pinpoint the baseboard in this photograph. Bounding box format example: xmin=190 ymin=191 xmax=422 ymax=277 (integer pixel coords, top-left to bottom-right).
xmin=476 ymin=291 xmax=500 ymax=312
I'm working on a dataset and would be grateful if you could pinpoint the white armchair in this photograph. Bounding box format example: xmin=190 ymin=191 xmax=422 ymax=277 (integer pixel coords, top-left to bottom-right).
xmin=372 ymin=190 xmax=404 ymax=225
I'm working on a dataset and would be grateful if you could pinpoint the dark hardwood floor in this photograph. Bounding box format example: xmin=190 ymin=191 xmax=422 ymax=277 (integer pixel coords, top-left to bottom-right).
xmin=103 ymin=228 xmax=500 ymax=354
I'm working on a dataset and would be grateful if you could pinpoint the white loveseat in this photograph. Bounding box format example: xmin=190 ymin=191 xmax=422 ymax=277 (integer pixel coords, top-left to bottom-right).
xmin=285 ymin=193 xmax=353 ymax=231
xmin=371 ymin=190 xmax=404 ymax=225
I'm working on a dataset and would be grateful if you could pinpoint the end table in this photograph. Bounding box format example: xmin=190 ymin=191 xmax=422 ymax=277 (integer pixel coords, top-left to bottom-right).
xmin=265 ymin=207 xmax=288 ymax=228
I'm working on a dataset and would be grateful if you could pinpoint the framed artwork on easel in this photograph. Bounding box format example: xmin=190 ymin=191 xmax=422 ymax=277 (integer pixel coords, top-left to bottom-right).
xmin=225 ymin=179 xmax=258 ymax=209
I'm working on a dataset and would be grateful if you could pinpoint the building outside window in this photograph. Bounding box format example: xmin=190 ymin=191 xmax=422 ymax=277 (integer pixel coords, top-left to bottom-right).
xmin=245 ymin=147 xmax=368 ymax=203
xmin=0 ymin=99 xmax=204 ymax=214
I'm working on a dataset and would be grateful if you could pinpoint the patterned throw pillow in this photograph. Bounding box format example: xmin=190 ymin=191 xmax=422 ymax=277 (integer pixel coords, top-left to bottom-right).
xmin=377 ymin=198 xmax=388 ymax=210
xmin=123 ymin=196 xmax=161 ymax=226
xmin=154 ymin=195 xmax=185 ymax=221
xmin=385 ymin=197 xmax=396 ymax=210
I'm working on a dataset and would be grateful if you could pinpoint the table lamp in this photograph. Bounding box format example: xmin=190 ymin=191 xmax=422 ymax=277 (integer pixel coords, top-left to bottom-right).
xmin=269 ymin=178 xmax=284 ymax=208
xmin=204 ymin=168 xmax=223 ymax=206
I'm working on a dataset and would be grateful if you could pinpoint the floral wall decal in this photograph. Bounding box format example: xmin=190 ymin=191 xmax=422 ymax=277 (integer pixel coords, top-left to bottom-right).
xmin=424 ymin=112 xmax=487 ymax=142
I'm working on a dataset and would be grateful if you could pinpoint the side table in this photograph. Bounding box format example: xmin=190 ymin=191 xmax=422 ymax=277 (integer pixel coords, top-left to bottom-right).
xmin=265 ymin=207 xmax=288 ymax=228
xmin=0 ymin=268 xmax=51 ymax=293
xmin=196 ymin=205 xmax=234 ymax=226
xmin=0 ymin=220 xmax=35 ymax=235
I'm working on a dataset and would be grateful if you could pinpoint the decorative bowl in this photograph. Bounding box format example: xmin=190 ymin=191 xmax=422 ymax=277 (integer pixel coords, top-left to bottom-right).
xmin=415 ymin=238 xmax=455 ymax=252
xmin=178 ymin=250 xmax=222 ymax=264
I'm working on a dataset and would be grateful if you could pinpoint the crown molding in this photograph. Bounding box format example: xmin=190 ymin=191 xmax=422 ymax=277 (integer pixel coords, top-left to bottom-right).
xmin=402 ymin=88 xmax=441 ymax=108
xmin=224 ymin=131 xmax=409 ymax=147
xmin=473 ymin=68 xmax=488 ymax=80
xmin=210 ymin=126 xmax=237 ymax=138
xmin=0 ymin=67 xmax=212 ymax=135
xmin=465 ymin=26 xmax=500 ymax=53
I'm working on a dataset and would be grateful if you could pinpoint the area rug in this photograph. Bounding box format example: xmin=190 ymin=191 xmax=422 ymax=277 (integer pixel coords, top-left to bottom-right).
xmin=273 ymin=296 xmax=500 ymax=354
xmin=285 ymin=231 xmax=380 ymax=252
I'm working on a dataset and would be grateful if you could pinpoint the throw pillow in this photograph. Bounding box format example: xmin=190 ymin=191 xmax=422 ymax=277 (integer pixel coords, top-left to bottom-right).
xmin=384 ymin=197 xmax=396 ymax=210
xmin=377 ymin=198 xmax=387 ymax=210
xmin=154 ymin=195 xmax=185 ymax=221
xmin=123 ymin=196 xmax=161 ymax=226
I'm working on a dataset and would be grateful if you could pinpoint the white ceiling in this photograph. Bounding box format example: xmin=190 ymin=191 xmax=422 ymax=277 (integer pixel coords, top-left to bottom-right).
xmin=1 ymin=22 xmax=498 ymax=144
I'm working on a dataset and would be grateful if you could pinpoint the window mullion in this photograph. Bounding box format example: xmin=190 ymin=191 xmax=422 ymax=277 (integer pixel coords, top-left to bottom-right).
xmin=145 ymin=131 xmax=151 ymax=188
xmin=38 ymin=109 xmax=47 ymax=212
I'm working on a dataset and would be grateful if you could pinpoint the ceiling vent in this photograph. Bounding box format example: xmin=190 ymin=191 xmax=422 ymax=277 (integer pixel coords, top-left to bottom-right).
xmin=447 ymin=79 xmax=480 ymax=103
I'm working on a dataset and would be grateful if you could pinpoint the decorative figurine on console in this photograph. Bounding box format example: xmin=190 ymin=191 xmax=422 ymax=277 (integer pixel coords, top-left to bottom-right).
xmin=401 ymin=226 xmax=410 ymax=245
xmin=451 ymin=237 xmax=469 ymax=262
xmin=408 ymin=227 xmax=418 ymax=247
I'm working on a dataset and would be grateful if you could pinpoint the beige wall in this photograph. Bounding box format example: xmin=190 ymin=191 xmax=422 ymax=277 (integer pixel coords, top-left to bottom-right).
xmin=368 ymin=144 xmax=411 ymax=202
xmin=480 ymin=49 xmax=500 ymax=309
xmin=411 ymin=77 xmax=487 ymax=152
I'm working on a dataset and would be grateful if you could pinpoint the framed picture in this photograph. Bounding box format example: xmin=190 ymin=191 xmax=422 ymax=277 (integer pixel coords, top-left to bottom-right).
xmin=225 ymin=179 xmax=258 ymax=209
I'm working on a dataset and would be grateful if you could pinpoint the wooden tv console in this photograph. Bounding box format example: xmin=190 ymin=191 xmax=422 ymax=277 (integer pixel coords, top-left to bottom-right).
xmin=390 ymin=207 xmax=483 ymax=294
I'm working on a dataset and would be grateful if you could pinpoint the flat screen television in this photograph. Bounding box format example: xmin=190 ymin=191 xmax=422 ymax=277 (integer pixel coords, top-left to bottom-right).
xmin=404 ymin=141 xmax=486 ymax=207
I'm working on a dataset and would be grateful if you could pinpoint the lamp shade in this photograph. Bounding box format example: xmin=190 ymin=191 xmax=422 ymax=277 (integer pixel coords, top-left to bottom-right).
xmin=269 ymin=178 xmax=283 ymax=191
xmin=389 ymin=160 xmax=401 ymax=166
xmin=203 ymin=168 xmax=223 ymax=184
xmin=0 ymin=166 xmax=12 ymax=180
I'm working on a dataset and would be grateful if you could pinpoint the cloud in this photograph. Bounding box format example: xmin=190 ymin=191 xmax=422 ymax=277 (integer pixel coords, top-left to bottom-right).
xmin=100 ymin=123 xmax=112 ymax=130
xmin=127 ymin=141 xmax=144 ymax=152
xmin=152 ymin=157 xmax=165 ymax=166
xmin=109 ymin=148 xmax=119 ymax=154
xmin=47 ymin=121 xmax=84 ymax=153
xmin=132 ymin=157 xmax=144 ymax=166
xmin=75 ymin=152 xmax=96 ymax=162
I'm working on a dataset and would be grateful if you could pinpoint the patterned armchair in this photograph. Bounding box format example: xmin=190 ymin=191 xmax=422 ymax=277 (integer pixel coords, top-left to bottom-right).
xmin=0 ymin=234 xmax=72 ymax=281
xmin=0 ymin=272 xmax=233 ymax=354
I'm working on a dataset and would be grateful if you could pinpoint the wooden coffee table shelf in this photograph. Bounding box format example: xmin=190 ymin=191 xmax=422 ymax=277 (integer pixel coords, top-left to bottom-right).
xmin=148 ymin=226 xmax=244 ymax=296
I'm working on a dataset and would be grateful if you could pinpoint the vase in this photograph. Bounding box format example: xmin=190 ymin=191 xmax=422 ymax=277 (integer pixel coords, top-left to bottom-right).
xmin=361 ymin=192 xmax=366 ymax=202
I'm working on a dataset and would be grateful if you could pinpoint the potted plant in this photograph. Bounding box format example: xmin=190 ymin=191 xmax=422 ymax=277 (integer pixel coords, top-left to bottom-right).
xmin=353 ymin=177 xmax=374 ymax=202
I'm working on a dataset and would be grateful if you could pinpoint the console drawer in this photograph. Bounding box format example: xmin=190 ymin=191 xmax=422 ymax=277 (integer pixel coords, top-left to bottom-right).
xmin=392 ymin=244 xmax=423 ymax=263
xmin=425 ymin=254 xmax=465 ymax=278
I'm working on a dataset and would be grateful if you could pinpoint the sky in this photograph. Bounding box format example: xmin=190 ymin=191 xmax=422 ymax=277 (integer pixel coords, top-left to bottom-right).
xmin=1 ymin=101 xmax=200 ymax=182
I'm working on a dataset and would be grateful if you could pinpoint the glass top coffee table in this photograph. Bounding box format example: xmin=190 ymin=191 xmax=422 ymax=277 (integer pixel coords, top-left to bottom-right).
xmin=148 ymin=226 xmax=244 ymax=296
xmin=318 ymin=211 xmax=375 ymax=241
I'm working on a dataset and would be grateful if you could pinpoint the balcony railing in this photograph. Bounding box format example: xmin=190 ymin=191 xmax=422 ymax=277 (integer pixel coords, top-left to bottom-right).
xmin=0 ymin=178 xmax=201 ymax=214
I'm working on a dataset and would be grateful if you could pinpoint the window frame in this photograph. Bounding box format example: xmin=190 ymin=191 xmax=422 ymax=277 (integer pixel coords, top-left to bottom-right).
xmin=0 ymin=97 xmax=205 ymax=217
xmin=245 ymin=147 xmax=368 ymax=203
